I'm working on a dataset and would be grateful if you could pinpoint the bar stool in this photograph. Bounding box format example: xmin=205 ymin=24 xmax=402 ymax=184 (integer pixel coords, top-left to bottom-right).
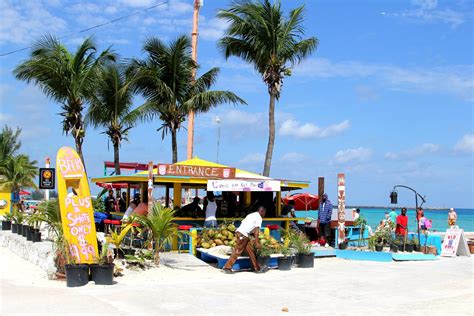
xmin=178 ymin=225 xmax=193 ymax=253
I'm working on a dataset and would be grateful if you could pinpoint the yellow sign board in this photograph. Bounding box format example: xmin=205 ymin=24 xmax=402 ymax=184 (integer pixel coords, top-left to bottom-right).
xmin=57 ymin=146 xmax=98 ymax=263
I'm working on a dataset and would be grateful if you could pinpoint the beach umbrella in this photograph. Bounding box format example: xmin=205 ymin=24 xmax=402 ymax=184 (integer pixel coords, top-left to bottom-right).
xmin=283 ymin=193 xmax=319 ymax=211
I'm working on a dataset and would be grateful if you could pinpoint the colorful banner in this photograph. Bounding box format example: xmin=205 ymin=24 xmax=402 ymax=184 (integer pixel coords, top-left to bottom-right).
xmin=57 ymin=146 xmax=98 ymax=263
xmin=207 ymin=180 xmax=281 ymax=192
xmin=337 ymin=173 xmax=346 ymax=244
xmin=157 ymin=164 xmax=236 ymax=179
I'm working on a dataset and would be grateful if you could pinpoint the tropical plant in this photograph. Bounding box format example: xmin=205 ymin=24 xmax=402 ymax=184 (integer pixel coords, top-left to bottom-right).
xmin=97 ymin=241 xmax=114 ymax=264
xmin=86 ymin=63 xmax=137 ymax=175
xmin=107 ymin=224 xmax=133 ymax=251
xmin=218 ymin=0 xmax=318 ymax=176
xmin=0 ymin=154 xmax=38 ymax=213
xmin=354 ymin=215 xmax=367 ymax=247
xmin=128 ymin=35 xmax=246 ymax=163
xmin=289 ymin=231 xmax=311 ymax=255
xmin=0 ymin=126 xmax=21 ymax=162
xmin=280 ymin=244 xmax=291 ymax=257
xmin=132 ymin=203 xmax=182 ymax=265
xmin=30 ymin=199 xmax=63 ymax=239
xmin=14 ymin=36 xmax=116 ymax=166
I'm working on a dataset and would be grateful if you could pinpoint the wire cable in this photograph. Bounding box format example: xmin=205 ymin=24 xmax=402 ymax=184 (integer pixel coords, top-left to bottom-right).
xmin=0 ymin=0 xmax=169 ymax=57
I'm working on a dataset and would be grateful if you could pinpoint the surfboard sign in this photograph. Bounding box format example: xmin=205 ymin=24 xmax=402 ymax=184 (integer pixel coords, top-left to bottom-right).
xmin=57 ymin=146 xmax=98 ymax=263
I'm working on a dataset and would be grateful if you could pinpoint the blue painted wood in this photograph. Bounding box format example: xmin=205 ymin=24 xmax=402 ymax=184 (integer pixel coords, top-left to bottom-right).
xmin=312 ymin=249 xmax=336 ymax=257
xmin=336 ymin=250 xmax=393 ymax=262
xmin=392 ymin=253 xmax=438 ymax=261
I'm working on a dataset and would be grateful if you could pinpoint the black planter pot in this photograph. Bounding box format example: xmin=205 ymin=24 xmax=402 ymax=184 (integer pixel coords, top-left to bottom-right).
xmin=26 ymin=227 xmax=34 ymax=241
xmin=278 ymin=256 xmax=292 ymax=271
xmin=22 ymin=225 xmax=28 ymax=237
xmin=297 ymin=253 xmax=314 ymax=268
xmin=339 ymin=242 xmax=348 ymax=250
xmin=33 ymin=231 xmax=41 ymax=242
xmin=390 ymin=245 xmax=398 ymax=253
xmin=2 ymin=220 xmax=11 ymax=230
xmin=375 ymin=244 xmax=383 ymax=252
xmin=132 ymin=239 xmax=143 ymax=248
xmin=123 ymin=248 xmax=135 ymax=256
xmin=405 ymin=244 xmax=414 ymax=252
xmin=413 ymin=244 xmax=420 ymax=252
xmin=398 ymin=244 xmax=405 ymax=252
xmin=65 ymin=264 xmax=90 ymax=287
xmin=257 ymin=256 xmax=270 ymax=268
xmin=11 ymin=223 xmax=18 ymax=233
xmin=16 ymin=224 xmax=23 ymax=235
xmin=90 ymin=263 xmax=115 ymax=285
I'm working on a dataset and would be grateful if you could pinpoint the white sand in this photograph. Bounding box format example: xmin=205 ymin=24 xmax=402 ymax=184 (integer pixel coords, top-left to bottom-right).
xmin=1 ymin=246 xmax=473 ymax=315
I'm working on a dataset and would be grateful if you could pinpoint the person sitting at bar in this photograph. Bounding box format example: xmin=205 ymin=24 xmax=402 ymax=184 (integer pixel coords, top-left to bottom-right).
xmin=122 ymin=201 xmax=137 ymax=221
xmin=222 ymin=207 xmax=268 ymax=274
xmin=180 ymin=197 xmax=201 ymax=218
xmin=134 ymin=194 xmax=149 ymax=216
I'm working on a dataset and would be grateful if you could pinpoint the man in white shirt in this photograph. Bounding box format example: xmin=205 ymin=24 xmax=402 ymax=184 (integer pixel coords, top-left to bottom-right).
xmin=222 ymin=207 xmax=268 ymax=274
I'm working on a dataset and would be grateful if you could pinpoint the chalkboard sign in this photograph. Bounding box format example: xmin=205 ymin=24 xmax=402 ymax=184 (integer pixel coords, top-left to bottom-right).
xmin=39 ymin=168 xmax=55 ymax=189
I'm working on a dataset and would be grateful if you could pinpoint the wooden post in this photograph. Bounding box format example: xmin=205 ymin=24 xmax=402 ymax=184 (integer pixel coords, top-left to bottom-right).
xmin=318 ymin=177 xmax=325 ymax=209
xmin=147 ymin=161 xmax=154 ymax=212
xmin=165 ymin=185 xmax=170 ymax=208
xmin=173 ymin=183 xmax=182 ymax=208
xmin=126 ymin=183 xmax=130 ymax=208
xmin=276 ymin=191 xmax=282 ymax=216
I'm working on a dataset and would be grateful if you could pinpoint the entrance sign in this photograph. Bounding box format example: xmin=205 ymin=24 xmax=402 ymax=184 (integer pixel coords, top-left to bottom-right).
xmin=337 ymin=173 xmax=346 ymax=244
xmin=158 ymin=164 xmax=236 ymax=179
xmin=57 ymin=147 xmax=98 ymax=263
xmin=39 ymin=168 xmax=55 ymax=189
xmin=441 ymin=228 xmax=470 ymax=257
xmin=207 ymin=180 xmax=280 ymax=192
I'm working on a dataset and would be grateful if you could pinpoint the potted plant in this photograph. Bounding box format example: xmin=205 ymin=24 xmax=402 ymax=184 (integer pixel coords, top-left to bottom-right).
xmin=354 ymin=215 xmax=367 ymax=247
xmin=412 ymin=236 xmax=420 ymax=252
xmin=133 ymin=204 xmax=183 ymax=266
xmin=405 ymin=239 xmax=414 ymax=252
xmin=2 ymin=213 xmax=12 ymax=230
xmin=256 ymin=241 xmax=273 ymax=268
xmin=339 ymin=238 xmax=349 ymax=250
xmin=63 ymin=239 xmax=90 ymax=287
xmin=90 ymin=242 xmax=115 ymax=285
xmin=11 ymin=210 xmax=24 ymax=235
xmin=108 ymin=224 xmax=133 ymax=259
xmin=290 ymin=232 xmax=313 ymax=268
xmin=277 ymin=244 xmax=292 ymax=271
xmin=389 ymin=236 xmax=400 ymax=253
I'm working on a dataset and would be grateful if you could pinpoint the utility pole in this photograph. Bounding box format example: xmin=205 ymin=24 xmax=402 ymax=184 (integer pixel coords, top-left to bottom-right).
xmin=186 ymin=0 xmax=202 ymax=160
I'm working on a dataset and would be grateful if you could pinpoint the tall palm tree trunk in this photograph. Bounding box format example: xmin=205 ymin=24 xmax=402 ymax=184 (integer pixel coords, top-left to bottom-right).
xmin=171 ymin=128 xmax=178 ymax=163
xmin=113 ymin=141 xmax=121 ymax=175
xmin=74 ymin=136 xmax=86 ymax=172
xmin=263 ymin=93 xmax=276 ymax=177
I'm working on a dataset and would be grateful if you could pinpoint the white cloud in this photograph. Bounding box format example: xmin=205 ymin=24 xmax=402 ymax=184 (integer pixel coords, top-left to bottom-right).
xmin=279 ymin=119 xmax=350 ymax=139
xmin=385 ymin=143 xmax=440 ymax=160
xmin=454 ymin=134 xmax=474 ymax=154
xmin=200 ymin=17 xmax=229 ymax=41
xmin=389 ymin=0 xmax=468 ymax=28
xmin=354 ymin=85 xmax=378 ymax=101
xmin=0 ymin=1 xmax=67 ymax=45
xmin=280 ymin=152 xmax=309 ymax=164
xmin=334 ymin=147 xmax=372 ymax=164
xmin=294 ymin=58 xmax=474 ymax=101
xmin=238 ymin=153 xmax=265 ymax=164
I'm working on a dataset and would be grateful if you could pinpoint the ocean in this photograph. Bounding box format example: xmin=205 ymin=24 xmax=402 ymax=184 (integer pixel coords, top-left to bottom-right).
xmin=356 ymin=208 xmax=474 ymax=232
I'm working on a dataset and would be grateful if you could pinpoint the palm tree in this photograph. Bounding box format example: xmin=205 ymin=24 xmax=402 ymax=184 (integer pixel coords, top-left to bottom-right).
xmin=0 ymin=126 xmax=21 ymax=162
xmin=133 ymin=204 xmax=181 ymax=265
xmin=128 ymin=35 xmax=246 ymax=163
xmin=14 ymin=36 xmax=115 ymax=166
xmin=218 ymin=0 xmax=317 ymax=176
xmin=86 ymin=63 xmax=136 ymax=175
xmin=0 ymin=154 xmax=38 ymax=211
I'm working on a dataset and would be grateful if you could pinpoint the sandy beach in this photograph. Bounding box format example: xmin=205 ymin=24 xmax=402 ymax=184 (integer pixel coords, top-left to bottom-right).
xmin=1 ymin=247 xmax=473 ymax=315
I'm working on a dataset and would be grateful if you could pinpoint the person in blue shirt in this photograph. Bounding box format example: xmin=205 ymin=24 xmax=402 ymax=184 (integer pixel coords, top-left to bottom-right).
xmin=318 ymin=193 xmax=333 ymax=246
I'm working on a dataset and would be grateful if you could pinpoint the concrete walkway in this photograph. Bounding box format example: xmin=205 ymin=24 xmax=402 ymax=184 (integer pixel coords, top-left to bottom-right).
xmin=1 ymin=247 xmax=473 ymax=315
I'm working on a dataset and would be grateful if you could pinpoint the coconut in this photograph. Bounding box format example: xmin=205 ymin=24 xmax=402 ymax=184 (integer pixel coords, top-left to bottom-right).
xmin=211 ymin=243 xmax=216 ymax=248
xmin=227 ymin=232 xmax=234 ymax=239
xmin=208 ymin=229 xmax=215 ymax=238
xmin=214 ymin=239 xmax=224 ymax=246
xmin=227 ymin=224 xmax=236 ymax=232
xmin=216 ymin=233 xmax=224 ymax=240
xmin=201 ymin=242 xmax=210 ymax=249
xmin=224 ymin=240 xmax=229 ymax=245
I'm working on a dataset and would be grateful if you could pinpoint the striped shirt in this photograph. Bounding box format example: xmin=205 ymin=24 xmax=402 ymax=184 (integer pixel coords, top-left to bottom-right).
xmin=318 ymin=200 xmax=333 ymax=224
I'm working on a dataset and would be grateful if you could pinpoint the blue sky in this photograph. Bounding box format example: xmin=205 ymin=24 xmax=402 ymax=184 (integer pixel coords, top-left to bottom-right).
xmin=0 ymin=0 xmax=472 ymax=208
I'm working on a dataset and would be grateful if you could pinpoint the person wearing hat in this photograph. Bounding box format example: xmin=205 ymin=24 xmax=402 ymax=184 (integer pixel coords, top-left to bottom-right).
xmin=318 ymin=193 xmax=333 ymax=246
xmin=448 ymin=208 xmax=457 ymax=227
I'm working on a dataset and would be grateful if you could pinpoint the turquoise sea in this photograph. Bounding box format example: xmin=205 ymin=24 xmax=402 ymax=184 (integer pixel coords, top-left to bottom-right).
xmin=356 ymin=208 xmax=474 ymax=232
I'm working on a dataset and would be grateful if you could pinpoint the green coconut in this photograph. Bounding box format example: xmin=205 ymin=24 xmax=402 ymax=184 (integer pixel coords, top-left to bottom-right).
xmin=227 ymin=224 xmax=236 ymax=232
xmin=201 ymin=242 xmax=210 ymax=249
xmin=214 ymin=239 xmax=224 ymax=246
xmin=208 ymin=229 xmax=216 ymax=238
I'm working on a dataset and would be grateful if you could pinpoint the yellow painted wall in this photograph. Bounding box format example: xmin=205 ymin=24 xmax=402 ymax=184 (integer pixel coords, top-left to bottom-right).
xmin=0 ymin=190 xmax=11 ymax=215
